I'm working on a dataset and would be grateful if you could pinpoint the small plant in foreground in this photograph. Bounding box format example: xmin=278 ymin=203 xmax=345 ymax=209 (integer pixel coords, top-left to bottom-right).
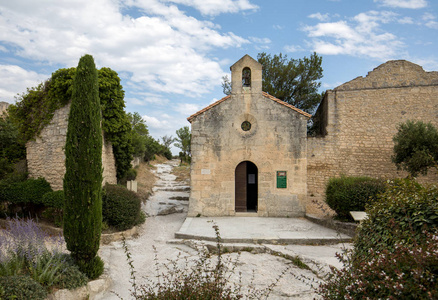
xmin=318 ymin=179 xmax=438 ymax=299
xmin=0 ymin=217 xmax=87 ymax=297
xmin=117 ymin=225 xmax=289 ymax=299
xmin=318 ymin=231 xmax=438 ymax=299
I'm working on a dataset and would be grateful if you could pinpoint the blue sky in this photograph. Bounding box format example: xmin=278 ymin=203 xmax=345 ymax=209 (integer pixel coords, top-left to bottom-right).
xmin=1 ymin=0 xmax=437 ymax=153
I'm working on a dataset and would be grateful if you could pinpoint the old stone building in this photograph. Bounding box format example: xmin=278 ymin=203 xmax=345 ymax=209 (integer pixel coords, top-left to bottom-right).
xmin=188 ymin=55 xmax=311 ymax=217
xmin=26 ymin=103 xmax=117 ymax=190
xmin=189 ymin=56 xmax=438 ymax=217
xmin=308 ymin=60 xmax=438 ymax=201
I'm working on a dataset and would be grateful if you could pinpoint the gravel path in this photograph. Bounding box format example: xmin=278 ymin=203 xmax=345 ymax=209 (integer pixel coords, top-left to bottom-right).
xmin=99 ymin=160 xmax=329 ymax=299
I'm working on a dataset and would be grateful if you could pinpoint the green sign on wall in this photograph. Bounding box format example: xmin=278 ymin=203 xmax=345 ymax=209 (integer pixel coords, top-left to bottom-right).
xmin=276 ymin=171 xmax=287 ymax=188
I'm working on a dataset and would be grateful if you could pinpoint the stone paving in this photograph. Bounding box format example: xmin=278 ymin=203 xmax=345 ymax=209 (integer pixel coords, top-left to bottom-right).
xmin=99 ymin=160 xmax=352 ymax=299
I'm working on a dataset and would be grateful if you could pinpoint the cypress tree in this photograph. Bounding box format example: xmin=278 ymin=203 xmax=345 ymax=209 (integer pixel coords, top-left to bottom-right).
xmin=63 ymin=54 xmax=103 ymax=278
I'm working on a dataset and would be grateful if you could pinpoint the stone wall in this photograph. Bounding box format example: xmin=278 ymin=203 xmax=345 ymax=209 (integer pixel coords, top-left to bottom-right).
xmin=188 ymin=55 xmax=310 ymax=217
xmin=307 ymin=60 xmax=438 ymax=198
xmin=0 ymin=101 xmax=10 ymax=116
xmin=26 ymin=103 xmax=117 ymax=190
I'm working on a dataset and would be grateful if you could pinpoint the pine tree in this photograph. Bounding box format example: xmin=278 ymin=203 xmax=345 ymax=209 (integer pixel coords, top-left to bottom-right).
xmin=63 ymin=54 xmax=104 ymax=279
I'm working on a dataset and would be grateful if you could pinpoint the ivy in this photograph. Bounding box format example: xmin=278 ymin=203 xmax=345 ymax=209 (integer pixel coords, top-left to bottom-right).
xmin=9 ymin=66 xmax=133 ymax=181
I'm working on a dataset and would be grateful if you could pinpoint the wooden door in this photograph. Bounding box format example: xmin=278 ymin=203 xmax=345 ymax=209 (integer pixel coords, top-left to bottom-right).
xmin=235 ymin=161 xmax=247 ymax=212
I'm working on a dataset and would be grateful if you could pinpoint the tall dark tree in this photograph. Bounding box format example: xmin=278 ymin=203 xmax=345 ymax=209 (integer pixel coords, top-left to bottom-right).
xmin=392 ymin=120 xmax=438 ymax=177
xmin=63 ymin=54 xmax=104 ymax=279
xmin=257 ymin=52 xmax=323 ymax=113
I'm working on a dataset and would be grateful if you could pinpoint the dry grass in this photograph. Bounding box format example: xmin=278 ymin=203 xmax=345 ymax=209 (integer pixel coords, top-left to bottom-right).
xmin=172 ymin=162 xmax=190 ymax=184
xmin=135 ymin=161 xmax=157 ymax=202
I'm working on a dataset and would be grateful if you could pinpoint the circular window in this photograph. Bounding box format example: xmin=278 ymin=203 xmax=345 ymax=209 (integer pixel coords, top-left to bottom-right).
xmin=241 ymin=121 xmax=251 ymax=131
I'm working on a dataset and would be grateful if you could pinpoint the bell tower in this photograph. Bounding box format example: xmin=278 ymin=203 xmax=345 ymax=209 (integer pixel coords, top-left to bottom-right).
xmin=230 ymin=55 xmax=262 ymax=95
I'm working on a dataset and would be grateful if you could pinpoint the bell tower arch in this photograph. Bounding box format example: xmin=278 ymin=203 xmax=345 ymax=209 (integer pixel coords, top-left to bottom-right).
xmin=230 ymin=54 xmax=262 ymax=94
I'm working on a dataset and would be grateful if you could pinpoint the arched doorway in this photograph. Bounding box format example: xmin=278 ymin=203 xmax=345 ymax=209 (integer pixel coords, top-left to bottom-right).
xmin=235 ymin=161 xmax=258 ymax=212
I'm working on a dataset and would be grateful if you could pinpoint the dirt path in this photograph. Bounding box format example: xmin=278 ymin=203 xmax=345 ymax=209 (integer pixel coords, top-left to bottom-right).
xmin=99 ymin=160 xmax=323 ymax=300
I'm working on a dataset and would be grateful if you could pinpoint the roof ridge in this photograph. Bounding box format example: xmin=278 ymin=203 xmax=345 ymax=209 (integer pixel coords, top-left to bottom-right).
xmin=261 ymin=92 xmax=312 ymax=118
xmin=187 ymin=92 xmax=311 ymax=123
xmin=187 ymin=94 xmax=231 ymax=123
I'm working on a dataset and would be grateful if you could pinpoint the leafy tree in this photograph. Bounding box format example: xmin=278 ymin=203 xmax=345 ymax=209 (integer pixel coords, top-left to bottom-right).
xmin=63 ymin=54 xmax=103 ymax=279
xmin=9 ymin=66 xmax=133 ymax=182
xmin=127 ymin=112 xmax=148 ymax=157
xmin=258 ymin=52 xmax=323 ymax=113
xmin=98 ymin=67 xmax=133 ymax=181
xmin=174 ymin=126 xmax=191 ymax=162
xmin=392 ymin=120 xmax=438 ymax=177
xmin=0 ymin=115 xmax=26 ymax=179
xmin=161 ymin=135 xmax=175 ymax=149
xmin=222 ymin=52 xmax=323 ymax=113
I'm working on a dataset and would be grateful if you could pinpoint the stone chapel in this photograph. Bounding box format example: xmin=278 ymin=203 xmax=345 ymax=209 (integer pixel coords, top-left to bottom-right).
xmin=188 ymin=55 xmax=438 ymax=217
xmin=187 ymin=55 xmax=311 ymax=217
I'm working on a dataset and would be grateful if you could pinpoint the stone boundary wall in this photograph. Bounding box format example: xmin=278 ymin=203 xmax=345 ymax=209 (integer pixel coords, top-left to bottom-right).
xmin=26 ymin=103 xmax=117 ymax=190
xmin=307 ymin=60 xmax=438 ymax=198
xmin=0 ymin=101 xmax=10 ymax=116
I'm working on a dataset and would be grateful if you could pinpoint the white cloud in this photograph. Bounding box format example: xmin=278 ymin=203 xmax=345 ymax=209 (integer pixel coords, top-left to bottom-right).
xmin=174 ymin=103 xmax=201 ymax=116
xmin=422 ymin=12 xmax=435 ymax=21
xmin=0 ymin=65 xmax=48 ymax=103
xmin=249 ymin=37 xmax=271 ymax=44
xmin=142 ymin=114 xmax=172 ymax=129
xmin=0 ymin=0 xmax=249 ymax=100
xmin=374 ymin=0 xmax=427 ymax=9
xmin=308 ymin=13 xmax=330 ymax=22
xmin=425 ymin=21 xmax=438 ymax=29
xmin=284 ymin=45 xmax=304 ymax=52
xmin=398 ymin=16 xmax=414 ymax=24
xmin=303 ymin=11 xmax=406 ymax=60
xmin=422 ymin=13 xmax=438 ymax=29
xmin=163 ymin=0 xmax=258 ymax=16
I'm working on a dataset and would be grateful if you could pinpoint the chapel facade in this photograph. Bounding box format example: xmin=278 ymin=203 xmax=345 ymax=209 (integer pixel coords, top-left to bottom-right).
xmin=187 ymin=55 xmax=311 ymax=217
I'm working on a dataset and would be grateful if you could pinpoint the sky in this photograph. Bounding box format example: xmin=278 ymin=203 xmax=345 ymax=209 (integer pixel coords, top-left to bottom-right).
xmin=1 ymin=0 xmax=437 ymax=154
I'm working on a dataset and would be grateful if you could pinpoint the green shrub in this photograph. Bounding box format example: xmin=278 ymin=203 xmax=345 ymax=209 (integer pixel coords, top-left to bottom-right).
xmin=318 ymin=231 xmax=438 ymax=299
xmin=41 ymin=191 xmax=64 ymax=227
xmin=125 ymin=168 xmax=137 ymax=181
xmin=75 ymin=255 xmax=104 ymax=280
xmin=102 ymin=184 xmax=143 ymax=231
xmin=63 ymin=54 xmax=103 ymax=272
xmin=354 ymin=178 xmax=438 ymax=260
xmin=325 ymin=176 xmax=386 ymax=220
xmin=42 ymin=190 xmax=64 ymax=209
xmin=0 ymin=177 xmax=52 ymax=205
xmin=0 ymin=275 xmax=48 ymax=300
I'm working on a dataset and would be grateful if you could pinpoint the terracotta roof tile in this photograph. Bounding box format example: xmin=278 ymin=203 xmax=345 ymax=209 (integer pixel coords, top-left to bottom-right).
xmin=187 ymin=92 xmax=311 ymax=123
xmin=187 ymin=95 xmax=231 ymax=123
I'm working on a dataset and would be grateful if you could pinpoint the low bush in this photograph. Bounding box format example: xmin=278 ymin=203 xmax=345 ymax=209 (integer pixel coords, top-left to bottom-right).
xmin=75 ymin=255 xmax=104 ymax=280
xmin=318 ymin=232 xmax=438 ymax=299
xmin=42 ymin=190 xmax=64 ymax=209
xmin=354 ymin=178 xmax=438 ymax=260
xmin=103 ymin=184 xmax=144 ymax=231
xmin=318 ymin=179 xmax=438 ymax=299
xmin=0 ymin=177 xmax=52 ymax=206
xmin=125 ymin=168 xmax=137 ymax=181
xmin=0 ymin=275 xmax=48 ymax=300
xmin=325 ymin=176 xmax=386 ymax=220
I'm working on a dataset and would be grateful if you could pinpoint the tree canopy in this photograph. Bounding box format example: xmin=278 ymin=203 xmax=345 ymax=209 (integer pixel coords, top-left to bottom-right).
xmin=9 ymin=66 xmax=133 ymax=181
xmin=174 ymin=126 xmax=191 ymax=162
xmin=222 ymin=52 xmax=323 ymax=114
xmin=392 ymin=120 xmax=438 ymax=177
xmin=258 ymin=52 xmax=323 ymax=113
